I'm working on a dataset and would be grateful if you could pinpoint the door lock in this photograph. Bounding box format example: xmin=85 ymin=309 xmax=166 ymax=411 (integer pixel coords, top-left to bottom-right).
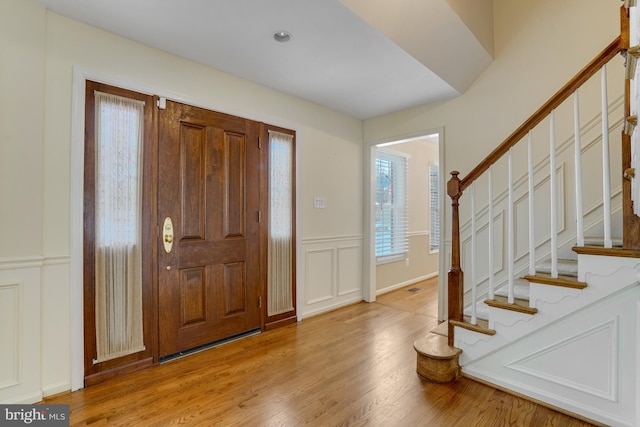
xmin=163 ymin=217 xmax=174 ymax=253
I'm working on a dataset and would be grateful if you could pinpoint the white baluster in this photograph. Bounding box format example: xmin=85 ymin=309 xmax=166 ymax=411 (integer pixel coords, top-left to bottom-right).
xmin=471 ymin=182 xmax=477 ymax=325
xmin=574 ymin=91 xmax=584 ymax=247
xmin=550 ymin=110 xmax=558 ymax=278
xmin=601 ymin=65 xmax=612 ymax=248
xmin=488 ymin=167 xmax=495 ymax=300
xmin=527 ymin=132 xmax=535 ymax=276
xmin=508 ymin=148 xmax=515 ymax=304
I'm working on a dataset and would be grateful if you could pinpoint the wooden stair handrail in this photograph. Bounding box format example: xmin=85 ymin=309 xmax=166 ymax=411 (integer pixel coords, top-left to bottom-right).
xmin=459 ymin=36 xmax=623 ymax=192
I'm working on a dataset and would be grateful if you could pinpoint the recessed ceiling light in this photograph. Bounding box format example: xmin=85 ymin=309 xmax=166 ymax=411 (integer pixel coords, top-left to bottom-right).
xmin=273 ymin=31 xmax=292 ymax=43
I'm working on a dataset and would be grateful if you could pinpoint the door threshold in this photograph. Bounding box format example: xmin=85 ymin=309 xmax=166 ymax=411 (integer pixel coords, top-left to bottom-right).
xmin=159 ymin=328 xmax=261 ymax=363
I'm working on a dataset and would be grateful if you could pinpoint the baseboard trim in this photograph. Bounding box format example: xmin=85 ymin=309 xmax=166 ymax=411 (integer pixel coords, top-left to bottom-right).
xmin=4 ymin=391 xmax=43 ymax=404
xmin=376 ymin=272 xmax=438 ymax=296
xmin=42 ymin=382 xmax=71 ymax=398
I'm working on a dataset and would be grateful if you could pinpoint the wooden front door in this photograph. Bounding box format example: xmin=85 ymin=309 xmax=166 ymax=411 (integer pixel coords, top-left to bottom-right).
xmin=158 ymin=100 xmax=263 ymax=357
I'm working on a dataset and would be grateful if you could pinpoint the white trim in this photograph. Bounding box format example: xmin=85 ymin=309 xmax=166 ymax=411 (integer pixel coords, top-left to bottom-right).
xmin=407 ymin=230 xmax=429 ymax=237
xmin=302 ymin=234 xmax=364 ymax=244
xmin=376 ymin=253 xmax=406 ymax=265
xmin=0 ymin=256 xmax=44 ymax=270
xmin=70 ymin=66 xmax=304 ymax=390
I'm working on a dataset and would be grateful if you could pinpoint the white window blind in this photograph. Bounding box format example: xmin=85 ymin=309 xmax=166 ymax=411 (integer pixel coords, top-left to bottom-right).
xmin=375 ymin=149 xmax=408 ymax=259
xmin=429 ymin=162 xmax=440 ymax=252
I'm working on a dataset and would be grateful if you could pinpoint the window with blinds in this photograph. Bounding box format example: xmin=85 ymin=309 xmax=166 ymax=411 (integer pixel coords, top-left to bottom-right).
xmin=375 ymin=150 xmax=408 ymax=260
xmin=429 ymin=162 xmax=440 ymax=253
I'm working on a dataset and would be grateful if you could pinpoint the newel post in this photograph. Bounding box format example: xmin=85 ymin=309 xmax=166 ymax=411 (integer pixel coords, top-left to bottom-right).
xmin=447 ymin=171 xmax=464 ymax=346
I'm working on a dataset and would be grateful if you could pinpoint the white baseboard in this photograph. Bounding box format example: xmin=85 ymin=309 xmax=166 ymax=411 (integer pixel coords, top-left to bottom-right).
xmin=376 ymin=272 xmax=438 ymax=296
xmin=301 ymin=295 xmax=363 ymax=319
xmin=5 ymin=391 xmax=43 ymax=404
xmin=42 ymin=382 xmax=71 ymax=398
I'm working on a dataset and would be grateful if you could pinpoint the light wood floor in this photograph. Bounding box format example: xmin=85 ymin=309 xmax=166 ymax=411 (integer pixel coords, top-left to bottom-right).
xmin=44 ymin=277 xmax=596 ymax=426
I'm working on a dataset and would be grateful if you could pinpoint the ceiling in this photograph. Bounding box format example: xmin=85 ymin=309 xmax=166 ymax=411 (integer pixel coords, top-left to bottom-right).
xmin=36 ymin=0 xmax=493 ymax=119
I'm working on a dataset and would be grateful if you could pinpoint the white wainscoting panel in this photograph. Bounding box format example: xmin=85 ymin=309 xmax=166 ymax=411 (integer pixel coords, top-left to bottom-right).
xmin=0 ymin=283 xmax=20 ymax=389
xmin=0 ymin=259 xmax=42 ymax=404
xmin=301 ymin=236 xmax=363 ymax=318
xmin=305 ymin=248 xmax=334 ymax=305
xmin=461 ymin=210 xmax=504 ymax=292
xmin=337 ymin=245 xmax=361 ymax=296
xmin=41 ymin=257 xmax=71 ymax=397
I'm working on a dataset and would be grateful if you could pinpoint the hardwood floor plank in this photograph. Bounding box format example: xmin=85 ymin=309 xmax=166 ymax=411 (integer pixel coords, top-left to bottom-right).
xmin=44 ymin=277 xmax=596 ymax=426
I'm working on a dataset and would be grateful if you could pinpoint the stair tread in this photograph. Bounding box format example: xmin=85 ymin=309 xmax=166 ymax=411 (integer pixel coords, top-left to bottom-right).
xmin=485 ymin=298 xmax=538 ymax=315
xmin=573 ymin=245 xmax=640 ymax=258
xmin=451 ymin=318 xmax=495 ymax=336
xmin=414 ymin=333 xmax=461 ymax=359
xmin=524 ymin=273 xmax=587 ymax=289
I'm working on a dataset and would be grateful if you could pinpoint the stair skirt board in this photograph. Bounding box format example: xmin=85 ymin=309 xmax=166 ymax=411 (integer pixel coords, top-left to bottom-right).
xmin=459 ymin=284 xmax=639 ymax=427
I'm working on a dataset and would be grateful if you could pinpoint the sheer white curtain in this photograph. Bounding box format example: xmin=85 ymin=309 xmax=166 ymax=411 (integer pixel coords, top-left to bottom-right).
xmin=268 ymin=131 xmax=294 ymax=316
xmin=94 ymin=91 xmax=145 ymax=362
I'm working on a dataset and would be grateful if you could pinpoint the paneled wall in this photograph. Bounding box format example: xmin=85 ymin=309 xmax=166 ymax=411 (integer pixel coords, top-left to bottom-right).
xmin=458 ymin=94 xmax=624 ymax=299
xmin=300 ymin=236 xmax=363 ymax=318
xmin=0 ymin=259 xmax=42 ymax=403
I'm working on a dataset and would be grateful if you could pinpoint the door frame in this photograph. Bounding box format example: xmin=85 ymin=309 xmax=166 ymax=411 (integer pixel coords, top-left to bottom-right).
xmin=69 ymin=67 xmax=302 ymax=390
xmin=362 ymin=128 xmax=446 ymax=319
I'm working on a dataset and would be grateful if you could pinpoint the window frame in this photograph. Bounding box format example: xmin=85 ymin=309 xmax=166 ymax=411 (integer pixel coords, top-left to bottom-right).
xmin=375 ymin=148 xmax=408 ymax=264
xmin=429 ymin=161 xmax=440 ymax=254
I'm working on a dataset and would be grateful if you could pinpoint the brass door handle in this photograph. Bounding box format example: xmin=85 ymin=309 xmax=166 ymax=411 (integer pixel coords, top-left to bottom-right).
xmin=163 ymin=217 xmax=174 ymax=253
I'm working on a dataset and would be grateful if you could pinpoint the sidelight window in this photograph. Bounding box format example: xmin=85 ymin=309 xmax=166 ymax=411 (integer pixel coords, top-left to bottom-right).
xmin=93 ymin=91 xmax=145 ymax=362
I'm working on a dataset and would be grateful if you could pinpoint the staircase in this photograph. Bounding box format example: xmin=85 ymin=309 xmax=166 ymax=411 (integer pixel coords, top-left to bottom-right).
xmin=415 ymin=5 xmax=640 ymax=427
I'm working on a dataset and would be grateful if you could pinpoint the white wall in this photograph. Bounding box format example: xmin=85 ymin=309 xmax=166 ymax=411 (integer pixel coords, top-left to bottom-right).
xmin=1 ymin=0 xmax=364 ymax=402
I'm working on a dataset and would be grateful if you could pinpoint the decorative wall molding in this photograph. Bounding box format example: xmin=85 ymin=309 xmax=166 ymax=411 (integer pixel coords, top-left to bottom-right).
xmin=43 ymin=256 xmax=71 ymax=266
xmin=302 ymin=234 xmax=364 ymax=245
xmin=458 ymin=96 xmax=624 ymax=234
xmin=0 ymin=263 xmax=42 ymax=404
xmin=0 ymin=257 xmax=44 ymax=271
xmin=304 ymin=248 xmax=334 ymax=305
xmin=506 ymin=317 xmax=619 ymax=401
xmin=0 ymin=255 xmax=70 ymax=270
xmin=0 ymin=282 xmax=21 ymax=390
xmin=337 ymin=245 xmax=362 ymax=296
xmin=462 ymin=210 xmax=505 ymax=286
xmin=301 ymin=235 xmax=363 ymax=318
xmin=461 ymin=280 xmax=638 ymax=427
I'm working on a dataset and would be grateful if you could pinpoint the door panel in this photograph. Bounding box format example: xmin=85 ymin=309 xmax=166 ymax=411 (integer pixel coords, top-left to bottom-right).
xmin=158 ymin=100 xmax=262 ymax=357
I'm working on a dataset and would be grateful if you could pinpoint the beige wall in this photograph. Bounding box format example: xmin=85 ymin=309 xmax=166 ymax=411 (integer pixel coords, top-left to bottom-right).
xmin=0 ymin=0 xmax=45 ymax=258
xmin=364 ymin=0 xmax=620 ymax=249
xmin=364 ymin=0 xmax=619 ymax=175
xmin=1 ymin=0 xmax=364 ymax=402
xmin=0 ymin=0 xmax=625 ymax=403
xmin=376 ymin=139 xmax=440 ymax=291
